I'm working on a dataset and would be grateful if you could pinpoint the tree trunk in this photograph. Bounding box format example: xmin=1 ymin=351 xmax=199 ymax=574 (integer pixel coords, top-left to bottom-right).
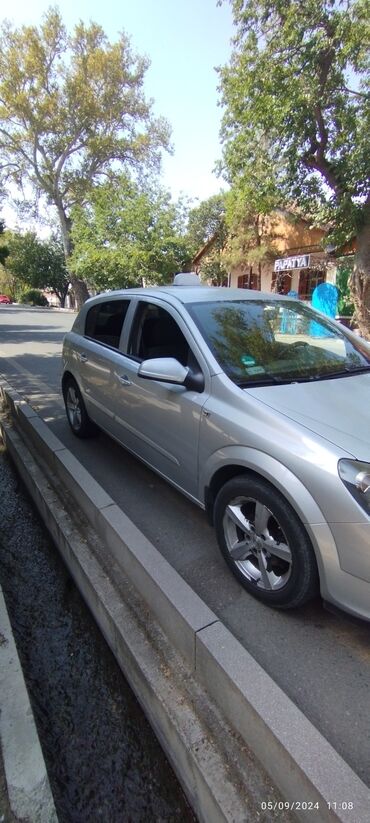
xmin=57 ymin=284 xmax=69 ymax=308
xmin=69 ymin=274 xmax=90 ymax=309
xmin=349 ymin=215 xmax=370 ymax=340
xmin=57 ymin=205 xmax=90 ymax=310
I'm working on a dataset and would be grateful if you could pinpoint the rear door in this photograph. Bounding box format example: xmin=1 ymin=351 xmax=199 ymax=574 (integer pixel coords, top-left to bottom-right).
xmin=76 ymin=298 xmax=131 ymax=430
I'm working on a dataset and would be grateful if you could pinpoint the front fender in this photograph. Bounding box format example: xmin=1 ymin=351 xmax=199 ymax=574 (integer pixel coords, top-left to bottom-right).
xmin=201 ymin=445 xmax=326 ymax=525
xmin=200 ymin=445 xmax=343 ymax=599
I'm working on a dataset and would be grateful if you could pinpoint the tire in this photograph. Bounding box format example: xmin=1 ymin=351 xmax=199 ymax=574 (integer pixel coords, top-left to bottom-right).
xmin=214 ymin=475 xmax=319 ymax=609
xmin=63 ymin=376 xmax=98 ymax=439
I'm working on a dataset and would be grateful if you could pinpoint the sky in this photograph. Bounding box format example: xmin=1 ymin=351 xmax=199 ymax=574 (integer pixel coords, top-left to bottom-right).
xmin=2 ymin=0 xmax=235 ymax=211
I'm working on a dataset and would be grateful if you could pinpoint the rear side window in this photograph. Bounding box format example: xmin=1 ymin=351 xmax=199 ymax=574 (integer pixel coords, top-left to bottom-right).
xmin=85 ymin=300 xmax=129 ymax=349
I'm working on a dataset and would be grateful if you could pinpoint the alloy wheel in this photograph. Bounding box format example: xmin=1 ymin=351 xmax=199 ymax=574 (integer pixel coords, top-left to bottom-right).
xmin=223 ymin=496 xmax=292 ymax=591
xmin=66 ymin=385 xmax=82 ymax=431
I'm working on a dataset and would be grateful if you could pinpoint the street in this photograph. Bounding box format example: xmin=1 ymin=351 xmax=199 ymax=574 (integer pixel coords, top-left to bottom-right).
xmin=1 ymin=304 xmax=369 ymax=788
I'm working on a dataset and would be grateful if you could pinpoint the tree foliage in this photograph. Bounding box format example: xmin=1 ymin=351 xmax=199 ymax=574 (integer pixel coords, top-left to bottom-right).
xmin=223 ymin=187 xmax=276 ymax=274
xmin=0 ymin=7 xmax=171 ymax=306
xmin=336 ymin=261 xmax=355 ymax=316
xmin=70 ymin=177 xmax=192 ymax=290
xmin=220 ymin=0 xmax=370 ymax=335
xmin=187 ymin=194 xmax=227 ymax=253
xmin=187 ymin=193 xmax=229 ymax=284
xmin=5 ymin=231 xmax=70 ymax=305
xmin=0 ymin=218 xmax=8 ymax=267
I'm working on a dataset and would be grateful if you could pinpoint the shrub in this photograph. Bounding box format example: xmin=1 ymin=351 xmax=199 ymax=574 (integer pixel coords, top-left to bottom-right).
xmin=18 ymin=289 xmax=49 ymax=306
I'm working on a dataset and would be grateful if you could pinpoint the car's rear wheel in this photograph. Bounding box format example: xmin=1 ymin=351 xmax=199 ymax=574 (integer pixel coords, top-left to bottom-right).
xmin=63 ymin=376 xmax=97 ymax=438
xmin=214 ymin=475 xmax=319 ymax=608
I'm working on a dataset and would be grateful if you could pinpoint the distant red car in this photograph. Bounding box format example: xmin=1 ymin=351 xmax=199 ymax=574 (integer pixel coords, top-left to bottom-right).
xmin=0 ymin=295 xmax=12 ymax=304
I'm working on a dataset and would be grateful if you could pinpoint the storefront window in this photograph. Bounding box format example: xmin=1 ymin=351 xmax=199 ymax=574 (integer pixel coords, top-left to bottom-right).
xmin=271 ymin=272 xmax=292 ymax=294
xmin=298 ymin=269 xmax=325 ymax=300
xmin=237 ymin=272 xmax=261 ymax=290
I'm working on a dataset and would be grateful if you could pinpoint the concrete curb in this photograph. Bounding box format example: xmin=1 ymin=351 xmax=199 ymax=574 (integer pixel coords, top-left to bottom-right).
xmin=0 ymin=586 xmax=58 ymax=822
xmin=9 ymin=304 xmax=76 ymax=313
xmin=1 ymin=404 xmax=277 ymax=823
xmin=1 ymin=378 xmax=370 ymax=823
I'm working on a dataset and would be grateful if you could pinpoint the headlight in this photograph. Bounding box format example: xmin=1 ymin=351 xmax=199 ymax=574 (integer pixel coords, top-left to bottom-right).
xmin=338 ymin=459 xmax=370 ymax=515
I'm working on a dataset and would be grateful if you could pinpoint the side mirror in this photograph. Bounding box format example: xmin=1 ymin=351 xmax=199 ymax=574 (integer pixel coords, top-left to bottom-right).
xmin=138 ymin=357 xmax=204 ymax=392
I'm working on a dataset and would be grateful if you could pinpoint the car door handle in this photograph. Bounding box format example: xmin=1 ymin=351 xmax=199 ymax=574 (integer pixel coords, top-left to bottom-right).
xmin=114 ymin=372 xmax=132 ymax=386
xmin=77 ymin=352 xmax=88 ymax=363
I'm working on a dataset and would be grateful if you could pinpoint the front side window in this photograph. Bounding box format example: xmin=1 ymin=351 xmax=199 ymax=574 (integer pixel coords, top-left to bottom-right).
xmin=189 ymin=299 xmax=370 ymax=386
xmin=85 ymin=300 xmax=129 ymax=349
xmin=129 ymin=303 xmax=192 ymax=367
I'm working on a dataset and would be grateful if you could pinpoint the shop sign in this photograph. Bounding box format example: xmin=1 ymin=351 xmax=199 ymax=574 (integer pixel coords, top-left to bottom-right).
xmin=274 ymin=255 xmax=310 ymax=272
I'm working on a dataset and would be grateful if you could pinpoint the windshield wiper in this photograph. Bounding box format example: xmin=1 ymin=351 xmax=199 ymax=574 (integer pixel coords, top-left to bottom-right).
xmin=317 ymin=365 xmax=370 ymax=379
xmin=345 ymin=365 xmax=370 ymax=374
xmin=236 ymin=375 xmax=294 ymax=388
xmin=235 ymin=364 xmax=370 ymax=388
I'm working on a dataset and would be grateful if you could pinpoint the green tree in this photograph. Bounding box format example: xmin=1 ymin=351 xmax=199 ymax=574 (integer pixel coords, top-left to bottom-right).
xmin=70 ymin=177 xmax=192 ymax=290
xmin=219 ymin=0 xmax=370 ymax=336
xmin=6 ymin=231 xmax=70 ymax=306
xmin=187 ymin=193 xmax=227 ymax=252
xmin=223 ymin=188 xmax=276 ymax=282
xmin=0 ymin=219 xmax=9 ymax=267
xmin=336 ymin=261 xmax=355 ymax=316
xmin=0 ymin=7 xmax=170 ymax=307
xmin=187 ymin=193 xmax=229 ymax=284
xmin=0 ymin=218 xmax=11 ymax=295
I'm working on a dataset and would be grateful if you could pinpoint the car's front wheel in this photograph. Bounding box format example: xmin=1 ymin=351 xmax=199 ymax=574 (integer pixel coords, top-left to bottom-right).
xmin=63 ymin=376 xmax=97 ymax=439
xmin=214 ymin=475 xmax=319 ymax=609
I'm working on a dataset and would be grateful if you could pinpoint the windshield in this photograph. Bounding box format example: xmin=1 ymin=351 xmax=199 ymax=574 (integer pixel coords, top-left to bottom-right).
xmin=188 ymin=299 xmax=370 ymax=386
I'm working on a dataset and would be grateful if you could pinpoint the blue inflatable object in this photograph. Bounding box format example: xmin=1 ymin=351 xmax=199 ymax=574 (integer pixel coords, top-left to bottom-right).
xmin=310 ymin=282 xmax=338 ymax=337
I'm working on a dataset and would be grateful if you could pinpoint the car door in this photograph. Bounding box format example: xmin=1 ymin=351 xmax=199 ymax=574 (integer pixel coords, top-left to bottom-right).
xmin=109 ymin=299 xmax=210 ymax=500
xmin=75 ymin=298 xmax=131 ymax=430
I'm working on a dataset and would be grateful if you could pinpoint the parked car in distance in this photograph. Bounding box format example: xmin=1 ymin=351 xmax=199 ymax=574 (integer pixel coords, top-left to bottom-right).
xmin=0 ymin=294 xmax=12 ymax=304
xmin=62 ymin=274 xmax=370 ymax=621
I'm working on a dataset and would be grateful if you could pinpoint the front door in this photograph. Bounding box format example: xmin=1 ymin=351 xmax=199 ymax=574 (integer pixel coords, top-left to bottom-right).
xmin=109 ymin=300 xmax=209 ymax=500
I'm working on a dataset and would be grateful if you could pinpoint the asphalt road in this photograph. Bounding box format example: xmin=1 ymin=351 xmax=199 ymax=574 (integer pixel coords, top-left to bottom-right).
xmin=1 ymin=304 xmax=369 ymax=788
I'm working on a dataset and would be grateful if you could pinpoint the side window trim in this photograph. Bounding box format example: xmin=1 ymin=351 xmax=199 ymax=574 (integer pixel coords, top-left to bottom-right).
xmin=119 ymin=298 xmax=139 ymax=354
xmin=83 ymin=336 xmax=126 ymax=355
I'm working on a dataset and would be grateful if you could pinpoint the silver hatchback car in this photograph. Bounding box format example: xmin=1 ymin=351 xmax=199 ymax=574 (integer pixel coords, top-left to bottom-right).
xmin=62 ymin=275 xmax=370 ymax=621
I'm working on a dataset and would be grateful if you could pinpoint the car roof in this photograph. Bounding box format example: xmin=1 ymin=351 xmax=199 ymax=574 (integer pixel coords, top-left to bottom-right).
xmin=151 ymin=286 xmax=282 ymax=304
xmin=85 ymin=285 xmax=293 ymax=307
